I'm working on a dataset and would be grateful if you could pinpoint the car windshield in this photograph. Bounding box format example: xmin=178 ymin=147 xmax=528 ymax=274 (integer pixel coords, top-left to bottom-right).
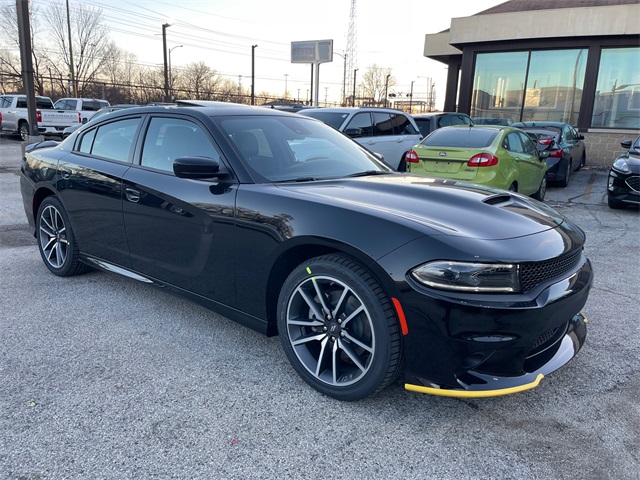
xmin=420 ymin=127 xmax=498 ymax=148
xmin=298 ymin=110 xmax=349 ymax=130
xmin=214 ymin=115 xmax=392 ymax=182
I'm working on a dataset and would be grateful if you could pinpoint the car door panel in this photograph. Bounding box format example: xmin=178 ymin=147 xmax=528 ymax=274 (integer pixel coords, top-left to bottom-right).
xmin=122 ymin=116 xmax=238 ymax=306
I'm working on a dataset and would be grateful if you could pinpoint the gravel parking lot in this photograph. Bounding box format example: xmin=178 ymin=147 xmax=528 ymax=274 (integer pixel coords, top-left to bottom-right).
xmin=0 ymin=134 xmax=638 ymax=479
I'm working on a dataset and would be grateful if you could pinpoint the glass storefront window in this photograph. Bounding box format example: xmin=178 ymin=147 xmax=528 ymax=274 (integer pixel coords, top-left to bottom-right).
xmin=471 ymin=52 xmax=528 ymax=124
xmin=471 ymin=49 xmax=587 ymax=125
xmin=591 ymin=47 xmax=640 ymax=128
xmin=522 ymin=49 xmax=586 ymax=124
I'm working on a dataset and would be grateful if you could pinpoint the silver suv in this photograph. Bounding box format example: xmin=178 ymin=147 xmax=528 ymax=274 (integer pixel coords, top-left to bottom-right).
xmin=300 ymin=107 xmax=422 ymax=171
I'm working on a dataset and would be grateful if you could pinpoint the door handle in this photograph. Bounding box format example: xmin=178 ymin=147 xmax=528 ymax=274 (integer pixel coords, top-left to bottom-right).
xmin=125 ymin=187 xmax=141 ymax=203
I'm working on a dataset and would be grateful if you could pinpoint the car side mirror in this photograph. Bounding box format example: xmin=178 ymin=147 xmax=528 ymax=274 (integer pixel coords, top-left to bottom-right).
xmin=344 ymin=127 xmax=363 ymax=138
xmin=538 ymin=151 xmax=550 ymax=160
xmin=82 ymin=118 xmax=88 ymax=124
xmin=173 ymin=156 xmax=226 ymax=179
xmin=620 ymin=139 xmax=632 ymax=150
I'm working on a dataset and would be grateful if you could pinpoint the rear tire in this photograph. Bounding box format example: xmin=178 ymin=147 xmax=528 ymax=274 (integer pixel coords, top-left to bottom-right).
xmin=19 ymin=122 xmax=29 ymax=141
xmin=277 ymin=254 xmax=402 ymax=401
xmin=559 ymin=159 xmax=572 ymax=188
xmin=532 ymin=176 xmax=547 ymax=201
xmin=36 ymin=196 xmax=89 ymax=276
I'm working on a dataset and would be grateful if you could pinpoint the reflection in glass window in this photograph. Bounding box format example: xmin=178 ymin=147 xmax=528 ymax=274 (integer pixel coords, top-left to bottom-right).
xmin=472 ymin=52 xmax=528 ymax=123
xmin=522 ymin=49 xmax=587 ymax=124
xmin=591 ymin=47 xmax=640 ymax=128
xmin=471 ymin=49 xmax=587 ymax=125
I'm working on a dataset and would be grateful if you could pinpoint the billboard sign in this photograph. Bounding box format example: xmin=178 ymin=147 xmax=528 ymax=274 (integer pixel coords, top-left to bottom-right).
xmin=291 ymin=40 xmax=333 ymax=64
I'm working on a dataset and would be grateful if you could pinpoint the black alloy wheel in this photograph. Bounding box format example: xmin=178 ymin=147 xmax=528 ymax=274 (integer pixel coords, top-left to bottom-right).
xmin=36 ymin=196 xmax=88 ymax=276
xmin=277 ymin=254 xmax=402 ymax=401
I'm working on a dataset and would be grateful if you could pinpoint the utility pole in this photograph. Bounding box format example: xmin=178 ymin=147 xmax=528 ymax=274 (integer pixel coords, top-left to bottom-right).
xmin=16 ymin=0 xmax=39 ymax=140
xmin=352 ymin=68 xmax=358 ymax=107
xmin=162 ymin=22 xmax=171 ymax=103
xmin=66 ymin=0 xmax=77 ymax=97
xmin=384 ymin=73 xmax=391 ymax=108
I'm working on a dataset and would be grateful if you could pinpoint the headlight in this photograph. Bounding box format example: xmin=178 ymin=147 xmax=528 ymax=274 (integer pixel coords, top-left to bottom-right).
xmin=612 ymin=158 xmax=630 ymax=173
xmin=411 ymin=261 xmax=520 ymax=293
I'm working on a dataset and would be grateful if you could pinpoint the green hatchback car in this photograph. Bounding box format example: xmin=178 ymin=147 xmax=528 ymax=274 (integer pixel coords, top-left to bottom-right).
xmin=406 ymin=125 xmax=549 ymax=200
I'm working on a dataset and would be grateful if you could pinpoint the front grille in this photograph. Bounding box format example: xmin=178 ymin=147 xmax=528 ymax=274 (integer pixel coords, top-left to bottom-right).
xmin=625 ymin=175 xmax=640 ymax=192
xmin=520 ymin=249 xmax=582 ymax=293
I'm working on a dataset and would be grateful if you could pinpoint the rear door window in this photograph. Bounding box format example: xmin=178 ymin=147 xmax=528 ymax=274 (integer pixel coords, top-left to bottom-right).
xmin=392 ymin=113 xmax=418 ymax=134
xmin=79 ymin=117 xmax=142 ymax=163
xmin=373 ymin=113 xmax=395 ymax=136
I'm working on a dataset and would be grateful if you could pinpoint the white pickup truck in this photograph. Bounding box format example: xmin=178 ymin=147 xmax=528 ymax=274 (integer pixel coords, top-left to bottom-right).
xmin=0 ymin=94 xmax=82 ymax=140
xmin=53 ymin=97 xmax=110 ymax=124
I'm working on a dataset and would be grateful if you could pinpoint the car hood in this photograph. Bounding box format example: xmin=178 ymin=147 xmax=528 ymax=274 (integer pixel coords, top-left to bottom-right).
xmin=276 ymin=174 xmax=566 ymax=240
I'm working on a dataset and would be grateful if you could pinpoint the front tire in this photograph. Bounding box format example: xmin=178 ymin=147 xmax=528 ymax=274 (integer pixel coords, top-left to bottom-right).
xmin=277 ymin=254 xmax=402 ymax=401
xmin=36 ymin=196 xmax=88 ymax=276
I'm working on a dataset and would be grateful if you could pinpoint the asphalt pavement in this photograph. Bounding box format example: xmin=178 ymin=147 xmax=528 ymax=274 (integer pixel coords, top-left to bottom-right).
xmin=0 ymin=133 xmax=638 ymax=479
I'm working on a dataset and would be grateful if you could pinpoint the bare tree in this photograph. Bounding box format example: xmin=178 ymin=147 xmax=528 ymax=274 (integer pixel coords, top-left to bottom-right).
xmin=0 ymin=2 xmax=51 ymax=95
xmin=44 ymin=1 xmax=111 ymax=97
xmin=177 ymin=62 xmax=224 ymax=100
xmin=359 ymin=64 xmax=396 ymax=106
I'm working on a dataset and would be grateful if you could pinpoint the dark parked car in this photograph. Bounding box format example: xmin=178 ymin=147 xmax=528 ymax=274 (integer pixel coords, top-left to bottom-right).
xmin=511 ymin=121 xmax=586 ymax=187
xmin=20 ymin=103 xmax=592 ymax=401
xmin=607 ymin=135 xmax=640 ymax=209
xmin=412 ymin=112 xmax=473 ymax=138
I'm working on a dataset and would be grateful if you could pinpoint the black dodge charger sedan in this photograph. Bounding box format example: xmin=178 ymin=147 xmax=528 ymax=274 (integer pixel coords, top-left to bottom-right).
xmin=20 ymin=103 xmax=593 ymax=401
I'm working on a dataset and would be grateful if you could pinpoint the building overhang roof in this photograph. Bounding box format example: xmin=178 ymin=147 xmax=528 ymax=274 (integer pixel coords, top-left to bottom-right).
xmin=424 ymin=3 xmax=640 ymax=63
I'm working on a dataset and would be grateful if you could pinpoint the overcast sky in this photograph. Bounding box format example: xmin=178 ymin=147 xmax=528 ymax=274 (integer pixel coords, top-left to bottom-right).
xmin=17 ymin=0 xmax=506 ymax=107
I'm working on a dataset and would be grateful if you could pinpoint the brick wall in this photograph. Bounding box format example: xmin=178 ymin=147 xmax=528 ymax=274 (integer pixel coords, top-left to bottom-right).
xmin=583 ymin=131 xmax=639 ymax=166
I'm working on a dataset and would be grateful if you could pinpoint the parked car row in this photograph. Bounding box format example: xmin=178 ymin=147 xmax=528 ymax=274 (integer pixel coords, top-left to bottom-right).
xmin=19 ymin=102 xmax=593 ymax=401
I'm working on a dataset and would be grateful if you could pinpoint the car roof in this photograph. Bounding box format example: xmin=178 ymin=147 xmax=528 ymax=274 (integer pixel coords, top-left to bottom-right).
xmin=412 ymin=112 xmax=465 ymax=118
xmin=305 ymin=106 xmax=409 ymax=114
xmin=85 ymin=102 xmax=304 ymax=121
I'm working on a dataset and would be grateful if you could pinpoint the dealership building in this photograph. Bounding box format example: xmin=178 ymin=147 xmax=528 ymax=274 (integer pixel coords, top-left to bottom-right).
xmin=424 ymin=0 xmax=640 ymax=163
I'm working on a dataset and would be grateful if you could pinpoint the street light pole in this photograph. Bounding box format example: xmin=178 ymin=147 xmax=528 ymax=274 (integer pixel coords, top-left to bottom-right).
xmin=162 ymin=22 xmax=172 ymax=103
xmin=352 ymin=68 xmax=358 ymax=107
xmin=251 ymin=44 xmax=257 ymax=105
xmin=384 ymin=74 xmax=391 ymax=108
xmin=168 ymin=44 xmax=182 ymax=100
xmin=409 ymin=80 xmax=415 ymax=113
xmin=334 ymin=52 xmax=348 ymax=106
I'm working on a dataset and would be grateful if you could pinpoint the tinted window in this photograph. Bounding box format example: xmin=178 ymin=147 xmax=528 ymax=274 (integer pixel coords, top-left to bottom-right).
xmin=300 ymin=111 xmax=349 ymax=130
xmin=82 ymin=100 xmax=109 ymax=111
xmin=89 ymin=117 xmax=141 ymax=162
xmin=392 ymin=113 xmax=418 ymax=134
xmin=16 ymin=98 xmax=27 ymax=108
xmin=0 ymin=96 xmax=13 ymax=108
xmin=373 ymin=113 xmax=394 ymax=136
xmin=345 ymin=113 xmax=373 ymax=137
xmin=421 ymin=128 xmax=497 ymax=148
xmin=141 ymin=117 xmax=219 ymax=172
xmin=414 ymin=118 xmax=431 ymax=137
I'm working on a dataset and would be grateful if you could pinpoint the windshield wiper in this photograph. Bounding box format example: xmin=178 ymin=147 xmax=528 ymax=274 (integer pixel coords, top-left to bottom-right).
xmin=345 ymin=170 xmax=389 ymax=178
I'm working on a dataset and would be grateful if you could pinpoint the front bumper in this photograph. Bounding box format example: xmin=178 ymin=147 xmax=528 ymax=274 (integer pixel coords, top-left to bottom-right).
xmin=405 ymin=313 xmax=587 ymax=397
xmin=608 ymin=169 xmax=640 ymax=205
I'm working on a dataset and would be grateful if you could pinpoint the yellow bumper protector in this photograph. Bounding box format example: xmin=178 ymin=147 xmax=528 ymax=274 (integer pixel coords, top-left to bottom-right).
xmin=405 ymin=373 xmax=544 ymax=398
